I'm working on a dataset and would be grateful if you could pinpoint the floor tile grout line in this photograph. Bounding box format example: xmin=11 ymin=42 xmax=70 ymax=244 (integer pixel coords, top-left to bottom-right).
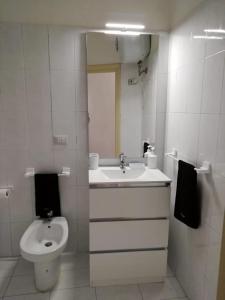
xmin=10 ymin=258 xmax=20 ymax=277
xmin=94 ymin=287 xmax=98 ymax=300
xmin=2 ymin=262 xmax=19 ymax=299
xmin=0 ymin=261 xmax=15 ymax=298
xmin=137 ymin=284 xmax=144 ymax=300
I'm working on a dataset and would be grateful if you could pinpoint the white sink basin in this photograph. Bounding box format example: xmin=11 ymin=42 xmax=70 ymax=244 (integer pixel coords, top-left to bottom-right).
xmin=101 ymin=168 xmax=145 ymax=180
xmin=89 ymin=166 xmax=171 ymax=187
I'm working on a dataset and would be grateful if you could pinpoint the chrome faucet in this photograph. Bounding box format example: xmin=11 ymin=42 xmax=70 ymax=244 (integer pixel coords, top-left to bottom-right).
xmin=119 ymin=153 xmax=126 ymax=173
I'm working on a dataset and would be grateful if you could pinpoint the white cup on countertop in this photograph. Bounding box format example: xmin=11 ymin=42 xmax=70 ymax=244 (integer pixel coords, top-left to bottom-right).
xmin=89 ymin=153 xmax=99 ymax=170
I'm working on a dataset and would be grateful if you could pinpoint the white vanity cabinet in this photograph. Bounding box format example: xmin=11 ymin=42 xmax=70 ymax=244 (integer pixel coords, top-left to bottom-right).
xmin=89 ymin=185 xmax=170 ymax=286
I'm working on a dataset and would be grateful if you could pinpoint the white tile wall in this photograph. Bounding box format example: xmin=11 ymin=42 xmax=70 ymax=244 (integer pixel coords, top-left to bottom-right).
xmin=165 ymin=0 xmax=225 ymax=299
xmin=0 ymin=23 xmax=88 ymax=256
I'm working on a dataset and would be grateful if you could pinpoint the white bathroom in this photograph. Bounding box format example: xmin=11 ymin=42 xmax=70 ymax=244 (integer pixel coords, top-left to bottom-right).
xmin=0 ymin=0 xmax=224 ymax=299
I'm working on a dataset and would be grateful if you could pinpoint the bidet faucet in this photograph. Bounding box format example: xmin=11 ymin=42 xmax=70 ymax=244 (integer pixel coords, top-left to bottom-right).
xmin=119 ymin=153 xmax=127 ymax=172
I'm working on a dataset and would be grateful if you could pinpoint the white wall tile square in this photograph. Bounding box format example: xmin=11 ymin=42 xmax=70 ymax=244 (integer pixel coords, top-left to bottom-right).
xmin=60 ymin=186 xmax=78 ymax=221
xmin=180 ymin=113 xmax=200 ymax=162
xmin=198 ymin=114 xmax=219 ymax=165
xmin=185 ymin=60 xmax=204 ymax=113
xmin=201 ymin=52 xmax=225 ymax=114
xmin=0 ymin=70 xmax=26 ymax=113
xmin=77 ymin=186 xmax=89 ymax=222
xmin=51 ymin=70 xmax=76 ymax=113
xmin=3 ymin=110 xmax=28 ymax=151
xmin=0 ymin=150 xmax=9 ymax=187
xmin=0 ymin=197 xmax=10 ymax=223
xmin=76 ymin=151 xmax=89 ymax=186
xmin=27 ymin=109 xmax=52 ymax=152
xmin=28 ymin=149 xmax=55 ymax=174
xmin=156 ymin=74 xmax=168 ymax=113
xmin=0 ymin=112 xmax=5 ymax=149
xmin=49 ymin=26 xmax=75 ymax=70
xmin=0 ymin=23 xmax=24 ymax=69
xmin=9 ymin=188 xmax=33 ymax=222
xmin=11 ymin=221 xmax=32 ymax=256
xmin=65 ymin=219 xmax=78 ymax=253
xmin=6 ymin=150 xmax=29 ymax=188
xmin=22 ymin=24 xmax=49 ymax=71
xmin=26 ymin=70 xmax=51 ymax=112
xmin=0 ymin=222 xmax=12 ymax=257
xmin=167 ymin=70 xmax=187 ymax=113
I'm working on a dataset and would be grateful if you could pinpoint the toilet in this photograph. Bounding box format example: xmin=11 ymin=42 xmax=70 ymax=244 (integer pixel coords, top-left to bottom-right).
xmin=20 ymin=173 xmax=69 ymax=291
xmin=20 ymin=217 xmax=68 ymax=291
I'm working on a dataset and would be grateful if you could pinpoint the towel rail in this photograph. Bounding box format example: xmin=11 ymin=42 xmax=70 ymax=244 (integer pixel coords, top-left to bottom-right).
xmin=165 ymin=149 xmax=211 ymax=175
xmin=24 ymin=167 xmax=71 ymax=178
xmin=165 ymin=148 xmax=179 ymax=162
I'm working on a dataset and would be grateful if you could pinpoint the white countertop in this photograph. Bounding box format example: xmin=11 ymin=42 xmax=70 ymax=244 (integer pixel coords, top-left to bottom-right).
xmin=89 ymin=166 xmax=171 ymax=188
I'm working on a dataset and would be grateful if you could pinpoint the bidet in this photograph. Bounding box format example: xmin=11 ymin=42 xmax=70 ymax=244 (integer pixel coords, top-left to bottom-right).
xmin=20 ymin=217 xmax=68 ymax=291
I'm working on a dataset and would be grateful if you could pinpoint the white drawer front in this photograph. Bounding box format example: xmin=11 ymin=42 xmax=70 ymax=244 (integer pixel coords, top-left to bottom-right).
xmin=90 ymin=219 xmax=169 ymax=251
xmin=90 ymin=250 xmax=167 ymax=286
xmin=89 ymin=187 xmax=170 ymax=219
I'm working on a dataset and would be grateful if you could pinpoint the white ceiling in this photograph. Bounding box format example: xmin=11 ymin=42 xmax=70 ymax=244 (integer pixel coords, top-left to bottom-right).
xmin=0 ymin=0 xmax=204 ymax=32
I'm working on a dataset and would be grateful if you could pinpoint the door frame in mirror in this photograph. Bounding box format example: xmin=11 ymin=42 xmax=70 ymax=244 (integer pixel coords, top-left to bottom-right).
xmin=87 ymin=63 xmax=121 ymax=157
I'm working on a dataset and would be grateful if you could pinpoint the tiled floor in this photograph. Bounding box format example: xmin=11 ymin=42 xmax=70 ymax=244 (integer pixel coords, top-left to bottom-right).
xmin=0 ymin=254 xmax=188 ymax=300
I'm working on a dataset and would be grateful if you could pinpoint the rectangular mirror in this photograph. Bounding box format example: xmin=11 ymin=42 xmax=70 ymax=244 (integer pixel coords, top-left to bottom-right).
xmin=87 ymin=32 xmax=168 ymax=163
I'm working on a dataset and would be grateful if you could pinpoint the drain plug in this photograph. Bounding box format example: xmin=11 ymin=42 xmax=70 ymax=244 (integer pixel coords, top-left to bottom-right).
xmin=45 ymin=242 xmax=52 ymax=247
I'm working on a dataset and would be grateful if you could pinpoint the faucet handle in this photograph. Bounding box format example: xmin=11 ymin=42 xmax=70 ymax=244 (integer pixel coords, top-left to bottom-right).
xmin=119 ymin=152 xmax=126 ymax=159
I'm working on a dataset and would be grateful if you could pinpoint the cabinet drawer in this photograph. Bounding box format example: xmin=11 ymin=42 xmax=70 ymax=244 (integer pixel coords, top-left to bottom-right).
xmin=90 ymin=250 xmax=167 ymax=286
xmin=89 ymin=187 xmax=170 ymax=219
xmin=90 ymin=219 xmax=169 ymax=251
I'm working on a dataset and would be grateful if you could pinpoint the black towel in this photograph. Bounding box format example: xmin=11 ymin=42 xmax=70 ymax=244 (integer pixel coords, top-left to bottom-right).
xmin=174 ymin=160 xmax=200 ymax=229
xmin=34 ymin=174 xmax=61 ymax=218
